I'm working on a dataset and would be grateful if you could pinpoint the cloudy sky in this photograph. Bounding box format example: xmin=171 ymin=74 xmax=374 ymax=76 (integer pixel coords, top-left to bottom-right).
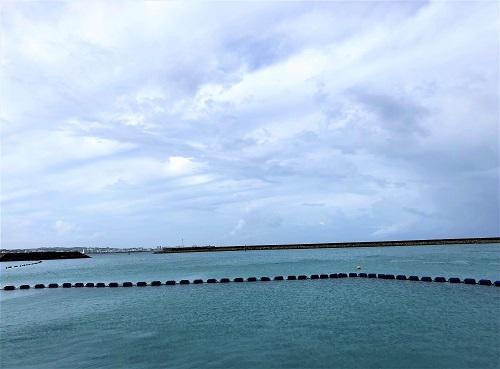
xmin=1 ymin=1 xmax=498 ymax=249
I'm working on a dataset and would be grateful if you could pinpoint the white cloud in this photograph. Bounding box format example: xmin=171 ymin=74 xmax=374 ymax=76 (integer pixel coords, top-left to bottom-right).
xmin=1 ymin=1 xmax=498 ymax=248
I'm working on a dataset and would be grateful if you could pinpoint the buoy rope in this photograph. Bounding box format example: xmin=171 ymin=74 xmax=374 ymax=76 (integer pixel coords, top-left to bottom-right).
xmin=2 ymin=273 xmax=499 ymax=291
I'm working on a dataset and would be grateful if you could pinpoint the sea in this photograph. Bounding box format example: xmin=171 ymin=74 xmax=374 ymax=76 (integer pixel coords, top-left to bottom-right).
xmin=1 ymin=243 xmax=499 ymax=369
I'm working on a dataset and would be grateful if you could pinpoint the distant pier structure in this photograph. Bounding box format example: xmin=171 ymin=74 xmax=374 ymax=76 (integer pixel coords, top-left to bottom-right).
xmin=154 ymin=237 xmax=500 ymax=254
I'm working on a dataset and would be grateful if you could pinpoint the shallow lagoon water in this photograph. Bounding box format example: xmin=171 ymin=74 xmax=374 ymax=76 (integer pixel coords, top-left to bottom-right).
xmin=1 ymin=244 xmax=499 ymax=369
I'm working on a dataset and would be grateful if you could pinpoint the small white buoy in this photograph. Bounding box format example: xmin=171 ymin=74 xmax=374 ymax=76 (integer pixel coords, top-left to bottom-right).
xmin=356 ymin=265 xmax=362 ymax=270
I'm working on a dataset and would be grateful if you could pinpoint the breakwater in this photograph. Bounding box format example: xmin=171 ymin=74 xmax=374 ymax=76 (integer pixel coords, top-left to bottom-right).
xmin=155 ymin=237 xmax=500 ymax=254
xmin=0 ymin=251 xmax=90 ymax=262
xmin=3 ymin=273 xmax=499 ymax=291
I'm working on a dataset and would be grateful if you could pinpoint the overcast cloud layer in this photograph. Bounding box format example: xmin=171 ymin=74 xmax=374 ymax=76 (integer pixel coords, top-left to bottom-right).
xmin=1 ymin=1 xmax=499 ymax=249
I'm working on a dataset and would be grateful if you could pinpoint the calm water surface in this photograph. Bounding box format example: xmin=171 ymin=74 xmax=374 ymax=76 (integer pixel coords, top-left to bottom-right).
xmin=1 ymin=244 xmax=499 ymax=369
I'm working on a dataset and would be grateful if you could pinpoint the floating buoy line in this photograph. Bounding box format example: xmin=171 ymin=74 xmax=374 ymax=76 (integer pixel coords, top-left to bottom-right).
xmin=2 ymin=273 xmax=499 ymax=291
xmin=5 ymin=261 xmax=42 ymax=270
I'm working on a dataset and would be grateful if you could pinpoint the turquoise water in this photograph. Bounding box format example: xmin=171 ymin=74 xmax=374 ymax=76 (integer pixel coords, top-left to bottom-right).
xmin=1 ymin=244 xmax=499 ymax=369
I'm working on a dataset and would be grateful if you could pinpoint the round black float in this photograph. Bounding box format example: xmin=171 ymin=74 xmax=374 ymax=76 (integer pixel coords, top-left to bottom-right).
xmin=85 ymin=283 xmax=94 ymax=288
xmin=329 ymin=273 xmax=338 ymax=278
xmin=297 ymin=275 xmax=307 ymax=280
xmin=220 ymin=278 xmax=230 ymax=283
xmin=96 ymin=283 xmax=106 ymax=288
xmin=151 ymin=281 xmax=162 ymax=286
xmin=385 ymin=274 xmax=395 ymax=280
xmin=62 ymin=283 xmax=72 ymax=288
xmin=247 ymin=277 xmax=257 ymax=282
xmin=479 ymin=279 xmax=492 ymax=286
xmin=320 ymin=274 xmax=329 ymax=279
xmin=368 ymin=273 xmax=377 ymax=278
xmin=338 ymin=273 xmax=348 ymax=278
xmin=3 ymin=285 xmax=15 ymax=291
xmin=34 ymin=284 xmax=45 ymax=289
xmin=348 ymin=273 xmax=357 ymax=278
xmin=123 ymin=282 xmax=133 ymax=287
xmin=287 ymin=275 xmax=297 ymax=280
xmin=434 ymin=277 xmax=446 ymax=283
xmin=108 ymin=282 xmax=119 ymax=288
xmin=449 ymin=277 xmax=461 ymax=283
xmin=358 ymin=273 xmax=367 ymax=278
xmin=137 ymin=282 xmax=147 ymax=287
xmin=20 ymin=285 xmax=30 ymax=290
xmin=494 ymin=281 xmax=500 ymax=287
xmin=274 ymin=276 xmax=284 ymax=281
xmin=464 ymin=278 xmax=476 ymax=285
xmin=408 ymin=276 xmax=419 ymax=281
xmin=421 ymin=277 xmax=432 ymax=282
xmin=48 ymin=283 xmax=59 ymax=288
xmin=234 ymin=278 xmax=244 ymax=282
xmin=207 ymin=279 xmax=217 ymax=283
xmin=377 ymin=274 xmax=385 ymax=279
xmin=166 ymin=280 xmax=176 ymax=285
xmin=179 ymin=280 xmax=190 ymax=285
xmin=74 ymin=283 xmax=84 ymax=288
xmin=396 ymin=275 xmax=407 ymax=280
xmin=311 ymin=274 xmax=320 ymax=279
xmin=260 ymin=277 xmax=270 ymax=282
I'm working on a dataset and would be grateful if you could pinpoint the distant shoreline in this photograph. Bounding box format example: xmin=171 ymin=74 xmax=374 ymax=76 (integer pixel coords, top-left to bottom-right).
xmin=155 ymin=237 xmax=500 ymax=254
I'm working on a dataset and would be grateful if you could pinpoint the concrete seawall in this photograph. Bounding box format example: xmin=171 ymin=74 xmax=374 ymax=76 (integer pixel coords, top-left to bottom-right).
xmin=155 ymin=237 xmax=500 ymax=254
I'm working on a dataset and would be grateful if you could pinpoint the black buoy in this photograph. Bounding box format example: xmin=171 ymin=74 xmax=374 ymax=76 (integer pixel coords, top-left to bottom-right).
xmin=409 ymin=276 xmax=419 ymax=281
xmin=320 ymin=274 xmax=329 ymax=279
xmin=193 ymin=279 xmax=203 ymax=284
xmin=449 ymin=277 xmax=461 ymax=283
xmin=123 ymin=282 xmax=133 ymax=287
xmin=247 ymin=277 xmax=257 ymax=282
xmin=329 ymin=273 xmax=338 ymax=279
xmin=287 ymin=275 xmax=297 ymax=280
xmin=48 ymin=283 xmax=59 ymax=288
xmin=274 ymin=276 xmax=284 ymax=281
xmin=260 ymin=277 xmax=270 ymax=282
xmin=207 ymin=279 xmax=217 ymax=283
xmin=166 ymin=280 xmax=176 ymax=285
xmin=396 ymin=275 xmax=407 ymax=280
xmin=137 ymin=282 xmax=147 ymax=287
xmin=85 ymin=283 xmax=94 ymax=288
xmin=34 ymin=284 xmax=45 ymax=289
xmin=348 ymin=273 xmax=357 ymax=278
xmin=3 ymin=285 xmax=15 ymax=291
xmin=297 ymin=275 xmax=307 ymax=280
xmin=234 ymin=278 xmax=244 ymax=282
xmin=338 ymin=273 xmax=347 ymax=278
xmin=494 ymin=281 xmax=500 ymax=287
xmin=421 ymin=277 xmax=432 ymax=282
xmin=62 ymin=283 xmax=72 ymax=288
xmin=385 ymin=274 xmax=395 ymax=280
xmin=96 ymin=282 xmax=106 ymax=288
xmin=479 ymin=279 xmax=492 ymax=286
xmin=464 ymin=278 xmax=476 ymax=285
xmin=20 ymin=284 xmax=30 ymax=290
xmin=359 ymin=273 xmax=367 ymax=278
xmin=151 ymin=281 xmax=162 ymax=286
xmin=74 ymin=283 xmax=84 ymax=288
xmin=434 ymin=277 xmax=446 ymax=283
xmin=108 ymin=282 xmax=119 ymax=288
xmin=311 ymin=274 xmax=320 ymax=279
xmin=220 ymin=278 xmax=230 ymax=283
xmin=368 ymin=273 xmax=377 ymax=278
xmin=179 ymin=280 xmax=190 ymax=285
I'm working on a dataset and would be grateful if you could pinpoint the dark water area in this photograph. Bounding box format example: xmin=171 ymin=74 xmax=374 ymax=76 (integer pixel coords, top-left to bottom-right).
xmin=1 ymin=244 xmax=499 ymax=369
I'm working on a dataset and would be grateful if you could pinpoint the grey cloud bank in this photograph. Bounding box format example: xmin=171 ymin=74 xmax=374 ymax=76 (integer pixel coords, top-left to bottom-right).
xmin=1 ymin=1 xmax=498 ymax=249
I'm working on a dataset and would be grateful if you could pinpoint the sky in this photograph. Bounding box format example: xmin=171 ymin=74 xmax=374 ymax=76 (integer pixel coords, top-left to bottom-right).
xmin=1 ymin=1 xmax=499 ymax=249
